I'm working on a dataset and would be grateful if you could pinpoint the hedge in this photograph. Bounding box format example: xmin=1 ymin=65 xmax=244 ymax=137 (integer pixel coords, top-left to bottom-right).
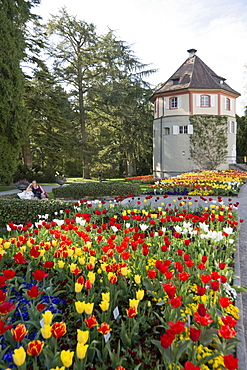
xmin=52 ymin=182 xmax=141 ymax=199
xmin=0 ymin=199 xmax=75 ymax=228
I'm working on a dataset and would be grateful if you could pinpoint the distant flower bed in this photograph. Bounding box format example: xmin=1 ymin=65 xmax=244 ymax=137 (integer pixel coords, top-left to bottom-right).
xmin=125 ymin=174 xmax=154 ymax=183
xmin=0 ymin=196 xmax=243 ymax=369
xmin=148 ymin=170 xmax=247 ymax=196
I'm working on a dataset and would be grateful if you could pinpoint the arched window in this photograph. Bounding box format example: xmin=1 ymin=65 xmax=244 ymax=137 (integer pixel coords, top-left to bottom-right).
xmin=200 ymin=95 xmax=210 ymax=107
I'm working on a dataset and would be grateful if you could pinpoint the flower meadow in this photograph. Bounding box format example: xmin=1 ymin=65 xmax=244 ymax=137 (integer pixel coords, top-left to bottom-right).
xmin=0 ymin=195 xmax=244 ymax=370
xmin=144 ymin=170 xmax=247 ymax=196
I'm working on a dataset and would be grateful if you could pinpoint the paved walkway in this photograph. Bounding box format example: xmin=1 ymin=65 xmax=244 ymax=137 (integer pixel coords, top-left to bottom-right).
xmin=0 ymin=184 xmax=247 ymax=367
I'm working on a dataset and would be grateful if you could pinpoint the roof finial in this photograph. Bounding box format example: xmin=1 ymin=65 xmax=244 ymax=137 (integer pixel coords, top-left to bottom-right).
xmin=187 ymin=49 xmax=197 ymax=58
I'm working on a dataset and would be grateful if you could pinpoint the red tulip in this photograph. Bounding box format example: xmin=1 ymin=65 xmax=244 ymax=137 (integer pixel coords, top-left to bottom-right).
xmin=218 ymin=296 xmax=232 ymax=308
xmin=218 ymin=325 xmax=236 ymax=339
xmin=85 ymin=315 xmax=98 ymax=328
xmin=169 ymin=296 xmax=183 ymax=308
xmin=221 ymin=315 xmax=237 ymax=328
xmin=147 ymin=270 xmax=156 ymax=279
xmin=0 ymin=301 xmax=16 ymax=315
xmin=32 ymin=269 xmax=49 ymax=281
xmin=12 ymin=324 xmax=28 ymax=341
xmin=210 ymin=280 xmax=220 ymax=291
xmin=223 ymin=354 xmax=239 ymax=370
xmin=126 ymin=306 xmax=137 ymax=318
xmin=27 ymin=340 xmax=44 ymax=356
xmin=27 ymin=286 xmax=43 ymax=299
xmin=97 ymin=322 xmax=111 ymax=335
xmin=51 ymin=322 xmax=67 ymax=338
xmin=189 ymin=327 xmax=201 ymax=342
xmin=0 ymin=320 xmax=12 ymax=335
xmin=181 ymin=361 xmax=200 ymax=370
xmin=2 ymin=269 xmax=16 ymax=279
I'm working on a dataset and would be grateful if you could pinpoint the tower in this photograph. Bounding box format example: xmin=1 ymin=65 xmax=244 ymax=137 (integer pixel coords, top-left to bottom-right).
xmin=150 ymin=49 xmax=240 ymax=178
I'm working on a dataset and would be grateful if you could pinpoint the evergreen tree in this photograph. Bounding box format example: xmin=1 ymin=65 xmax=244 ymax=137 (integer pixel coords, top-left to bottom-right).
xmin=46 ymin=8 xmax=155 ymax=178
xmin=24 ymin=67 xmax=76 ymax=181
xmin=89 ymin=76 xmax=153 ymax=177
xmin=0 ymin=0 xmax=40 ymax=184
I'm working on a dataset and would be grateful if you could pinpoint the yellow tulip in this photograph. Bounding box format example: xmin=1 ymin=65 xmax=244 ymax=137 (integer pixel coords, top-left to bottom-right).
xmin=75 ymin=282 xmax=83 ymax=293
xmin=76 ymin=343 xmax=89 ymax=359
xmin=50 ymin=367 xmax=65 ymax=370
xmin=87 ymin=271 xmax=95 ymax=284
xmin=74 ymin=247 xmax=82 ymax=256
xmin=121 ymin=267 xmax=128 ymax=276
xmin=60 ymin=350 xmax=74 ymax=368
xmin=99 ymin=300 xmax=109 ymax=311
xmin=136 ymin=289 xmax=145 ymax=301
xmin=134 ymin=275 xmax=141 ymax=284
xmin=78 ymin=257 xmax=85 ymax=265
xmin=101 ymin=292 xmax=110 ymax=302
xmin=129 ymin=299 xmax=139 ymax=309
xmin=67 ymin=249 xmax=74 ymax=257
xmin=77 ymin=329 xmax=89 ymax=344
xmin=13 ymin=346 xmax=26 ymax=366
xmin=75 ymin=301 xmax=86 ymax=314
xmin=89 ymin=256 xmax=96 ymax=264
xmin=42 ymin=310 xmax=53 ymax=325
xmin=58 ymin=260 xmax=65 ymax=268
xmin=51 ymin=239 xmax=57 ymax=247
xmin=69 ymin=263 xmax=77 ymax=272
xmin=41 ymin=324 xmax=52 ymax=339
xmin=3 ymin=242 xmax=10 ymax=249
xmin=26 ymin=240 xmax=33 ymax=248
xmin=84 ymin=302 xmax=94 ymax=315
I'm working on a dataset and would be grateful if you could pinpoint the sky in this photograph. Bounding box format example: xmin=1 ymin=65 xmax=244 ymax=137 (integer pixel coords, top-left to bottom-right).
xmin=35 ymin=0 xmax=247 ymax=115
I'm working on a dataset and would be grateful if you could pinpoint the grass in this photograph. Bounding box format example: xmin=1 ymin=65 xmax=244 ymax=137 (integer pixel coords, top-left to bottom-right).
xmin=0 ymin=185 xmax=16 ymax=192
xmin=0 ymin=178 xmax=151 ymax=199
xmin=66 ymin=177 xmax=149 ymax=193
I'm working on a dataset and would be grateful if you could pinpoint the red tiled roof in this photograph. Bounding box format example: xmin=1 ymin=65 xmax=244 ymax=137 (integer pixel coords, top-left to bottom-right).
xmin=150 ymin=53 xmax=240 ymax=101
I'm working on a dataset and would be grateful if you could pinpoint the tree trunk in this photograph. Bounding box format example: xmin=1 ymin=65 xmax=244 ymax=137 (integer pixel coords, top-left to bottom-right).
xmin=126 ymin=152 xmax=137 ymax=176
xmin=78 ymin=60 xmax=90 ymax=178
xmin=21 ymin=141 xmax=32 ymax=168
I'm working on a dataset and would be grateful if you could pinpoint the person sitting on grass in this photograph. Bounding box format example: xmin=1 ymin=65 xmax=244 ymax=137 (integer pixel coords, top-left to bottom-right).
xmin=26 ymin=180 xmax=46 ymax=199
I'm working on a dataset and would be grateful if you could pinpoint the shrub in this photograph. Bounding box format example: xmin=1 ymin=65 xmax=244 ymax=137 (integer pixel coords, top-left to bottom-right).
xmin=52 ymin=182 xmax=141 ymax=199
xmin=0 ymin=199 xmax=75 ymax=227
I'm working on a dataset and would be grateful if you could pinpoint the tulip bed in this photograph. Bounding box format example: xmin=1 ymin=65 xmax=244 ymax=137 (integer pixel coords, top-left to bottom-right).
xmin=0 ymin=195 xmax=243 ymax=370
xmin=146 ymin=170 xmax=247 ymax=196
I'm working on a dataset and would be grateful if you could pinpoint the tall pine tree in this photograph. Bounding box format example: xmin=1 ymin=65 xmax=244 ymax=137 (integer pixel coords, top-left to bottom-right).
xmin=0 ymin=0 xmax=40 ymax=184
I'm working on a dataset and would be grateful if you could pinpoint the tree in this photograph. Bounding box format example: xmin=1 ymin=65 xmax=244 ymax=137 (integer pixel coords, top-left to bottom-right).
xmin=236 ymin=111 xmax=247 ymax=162
xmin=189 ymin=115 xmax=228 ymax=170
xmin=46 ymin=8 xmax=155 ymax=178
xmin=0 ymin=0 xmax=40 ymax=184
xmin=24 ymin=66 xmax=76 ymax=181
xmin=88 ymin=76 xmax=153 ymax=177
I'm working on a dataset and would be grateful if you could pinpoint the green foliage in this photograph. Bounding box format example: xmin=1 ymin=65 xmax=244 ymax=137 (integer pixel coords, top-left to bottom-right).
xmin=52 ymin=182 xmax=141 ymax=199
xmin=46 ymin=8 xmax=155 ymax=178
xmin=189 ymin=115 xmax=228 ymax=169
xmin=236 ymin=112 xmax=247 ymax=160
xmin=0 ymin=136 xmax=19 ymax=184
xmin=0 ymin=199 xmax=74 ymax=227
xmin=0 ymin=0 xmax=41 ymax=184
xmin=23 ymin=66 xmax=76 ymax=178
